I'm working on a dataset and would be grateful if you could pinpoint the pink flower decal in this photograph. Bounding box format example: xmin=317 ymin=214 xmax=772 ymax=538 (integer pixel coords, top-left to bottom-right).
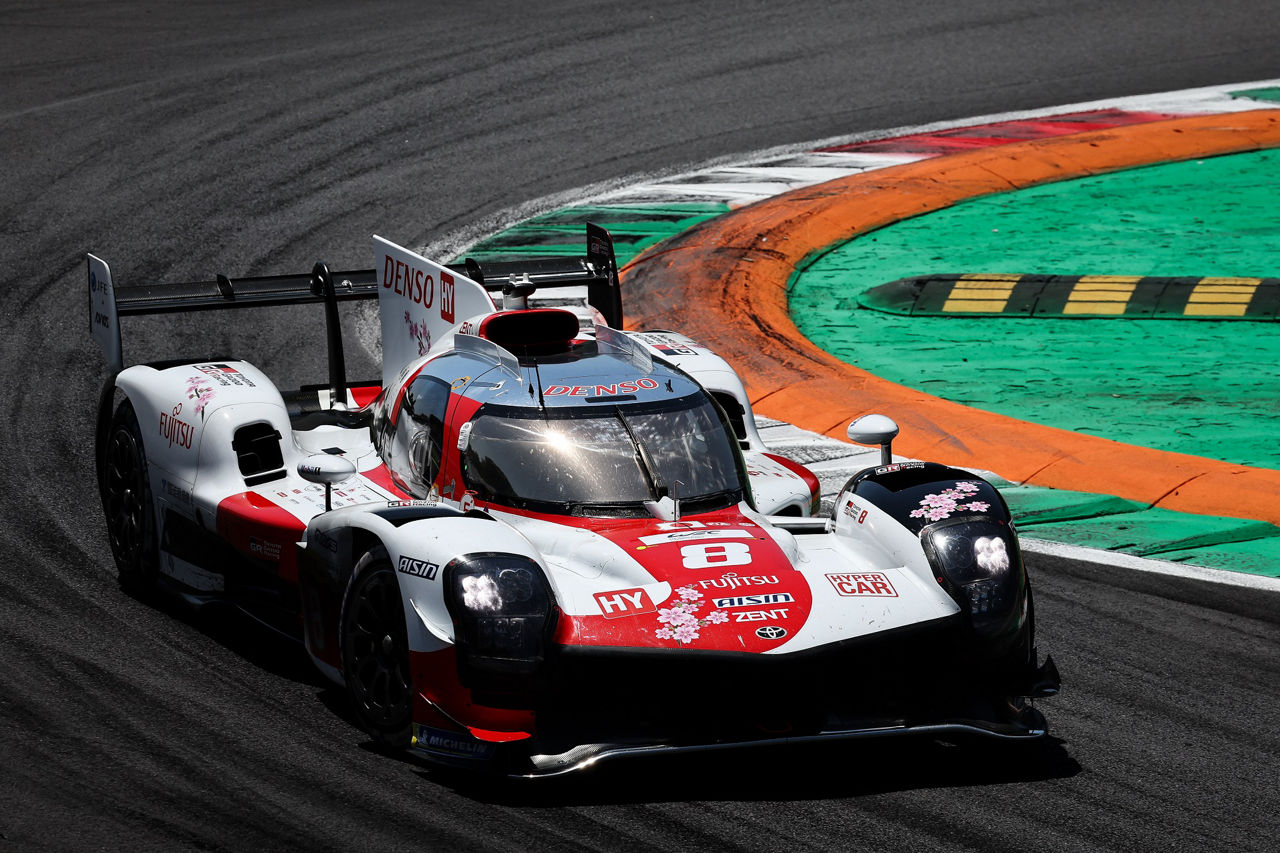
xmin=654 ymin=585 xmax=725 ymax=645
xmin=908 ymin=481 xmax=990 ymax=521
xmin=673 ymin=623 xmax=698 ymax=643
xmin=404 ymin=311 xmax=431 ymax=356
xmin=185 ymin=375 xmax=215 ymax=418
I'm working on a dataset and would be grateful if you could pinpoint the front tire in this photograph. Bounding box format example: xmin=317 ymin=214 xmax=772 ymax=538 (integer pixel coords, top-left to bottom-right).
xmin=102 ymin=399 xmax=158 ymax=594
xmin=340 ymin=547 xmax=413 ymax=748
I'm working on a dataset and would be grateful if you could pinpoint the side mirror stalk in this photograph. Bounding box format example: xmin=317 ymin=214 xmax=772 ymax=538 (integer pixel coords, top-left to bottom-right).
xmin=846 ymin=414 xmax=901 ymax=466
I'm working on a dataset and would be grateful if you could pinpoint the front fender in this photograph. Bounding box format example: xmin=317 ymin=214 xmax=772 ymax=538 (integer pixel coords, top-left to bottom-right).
xmin=299 ymin=502 xmax=546 ymax=681
xmin=831 ymin=462 xmax=1026 ymax=652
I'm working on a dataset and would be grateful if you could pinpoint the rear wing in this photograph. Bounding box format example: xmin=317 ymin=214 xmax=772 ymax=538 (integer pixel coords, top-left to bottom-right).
xmin=88 ymin=224 xmax=622 ymax=403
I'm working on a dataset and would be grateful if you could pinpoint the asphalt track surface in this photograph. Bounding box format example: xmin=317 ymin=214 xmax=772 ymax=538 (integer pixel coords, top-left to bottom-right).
xmin=2 ymin=2 xmax=1279 ymax=850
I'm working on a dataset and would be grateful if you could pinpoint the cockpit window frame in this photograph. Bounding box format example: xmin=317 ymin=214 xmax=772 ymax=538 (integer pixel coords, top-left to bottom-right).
xmin=458 ymin=390 xmax=749 ymax=517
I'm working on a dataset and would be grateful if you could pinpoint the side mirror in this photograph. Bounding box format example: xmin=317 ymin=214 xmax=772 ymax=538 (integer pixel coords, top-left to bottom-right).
xmin=846 ymin=414 xmax=899 ymax=466
xmin=298 ymin=454 xmax=356 ymax=511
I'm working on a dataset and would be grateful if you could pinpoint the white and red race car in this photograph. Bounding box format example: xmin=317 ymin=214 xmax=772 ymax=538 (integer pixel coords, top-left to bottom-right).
xmin=89 ymin=225 xmax=1057 ymax=776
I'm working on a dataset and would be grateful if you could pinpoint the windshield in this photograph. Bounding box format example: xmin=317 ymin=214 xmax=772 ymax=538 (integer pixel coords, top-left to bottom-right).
xmin=461 ymin=394 xmax=744 ymax=513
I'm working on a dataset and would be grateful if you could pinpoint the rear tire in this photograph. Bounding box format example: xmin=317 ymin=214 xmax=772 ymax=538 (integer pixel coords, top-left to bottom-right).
xmin=102 ymin=399 xmax=158 ymax=594
xmin=340 ymin=547 xmax=413 ymax=748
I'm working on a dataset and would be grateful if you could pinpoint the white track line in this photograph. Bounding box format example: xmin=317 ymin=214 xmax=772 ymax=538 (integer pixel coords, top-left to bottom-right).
xmin=1022 ymin=539 xmax=1280 ymax=593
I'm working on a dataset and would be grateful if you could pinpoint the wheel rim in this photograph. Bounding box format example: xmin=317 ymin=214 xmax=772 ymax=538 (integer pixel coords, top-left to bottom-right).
xmin=104 ymin=427 xmax=146 ymax=566
xmin=346 ymin=569 xmax=411 ymax=728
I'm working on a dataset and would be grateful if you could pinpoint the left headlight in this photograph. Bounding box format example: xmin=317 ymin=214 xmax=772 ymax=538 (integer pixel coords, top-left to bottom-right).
xmin=921 ymin=519 xmax=1026 ymax=645
xmin=444 ymin=553 xmax=556 ymax=692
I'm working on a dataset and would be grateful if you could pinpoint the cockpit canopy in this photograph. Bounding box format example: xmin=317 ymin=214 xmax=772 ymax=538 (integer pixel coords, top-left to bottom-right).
xmin=461 ymin=393 xmax=744 ymax=515
xmin=377 ymin=332 xmax=750 ymax=515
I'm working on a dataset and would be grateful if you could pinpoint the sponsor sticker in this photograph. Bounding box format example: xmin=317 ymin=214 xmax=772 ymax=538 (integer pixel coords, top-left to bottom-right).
xmin=543 ymin=378 xmax=659 ymax=397
xmin=697 ymin=572 xmax=779 ymax=591
xmin=160 ymin=478 xmax=191 ymax=505
xmin=826 ymin=572 xmax=898 ymax=597
xmin=712 ymin=593 xmax=794 ymax=608
xmin=386 ymin=498 xmax=439 ymax=508
xmin=874 ymin=461 xmax=926 ymax=475
xmin=248 ymin=537 xmax=281 ymax=561
xmin=634 ymin=331 xmax=703 ymax=352
xmin=755 ymin=625 xmax=787 ymax=640
xmin=638 ymin=528 xmax=751 ymax=546
xmin=194 ymin=363 xmax=256 ymax=387
xmin=413 ymin=724 xmax=495 ymax=760
xmin=843 ymin=499 xmax=867 ymax=524
xmin=159 ymin=403 xmax=195 ymax=450
xmin=744 ymin=465 xmax=794 ymax=480
xmin=397 ymin=555 xmax=439 ymax=580
xmin=593 ymin=587 xmax=656 ymax=618
xmin=732 ymin=608 xmax=791 ymax=622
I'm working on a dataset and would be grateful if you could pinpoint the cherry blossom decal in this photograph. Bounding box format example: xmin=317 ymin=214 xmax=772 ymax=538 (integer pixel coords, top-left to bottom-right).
xmin=909 ymin=481 xmax=991 ymax=522
xmin=654 ymin=585 xmax=728 ymax=644
xmin=185 ymin=375 xmax=215 ymax=418
xmin=405 ymin=310 xmax=431 ymax=356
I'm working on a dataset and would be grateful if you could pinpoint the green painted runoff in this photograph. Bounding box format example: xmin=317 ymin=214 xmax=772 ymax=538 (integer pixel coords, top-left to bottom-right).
xmin=789 ymin=149 xmax=1280 ymax=469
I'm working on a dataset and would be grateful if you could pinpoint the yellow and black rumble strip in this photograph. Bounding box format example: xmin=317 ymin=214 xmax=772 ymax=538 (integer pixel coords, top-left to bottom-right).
xmin=860 ymin=274 xmax=1280 ymax=319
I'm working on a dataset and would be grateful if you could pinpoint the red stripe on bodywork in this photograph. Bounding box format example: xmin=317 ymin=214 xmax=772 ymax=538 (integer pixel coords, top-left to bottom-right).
xmin=348 ymin=384 xmax=382 ymax=408
xmin=762 ymin=451 xmax=821 ymax=512
xmin=359 ymin=463 xmax=412 ymax=498
xmin=216 ymin=492 xmax=306 ymax=582
xmin=410 ymin=647 xmax=535 ymax=734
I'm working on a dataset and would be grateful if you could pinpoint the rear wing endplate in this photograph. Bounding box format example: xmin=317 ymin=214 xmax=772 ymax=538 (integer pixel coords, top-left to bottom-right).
xmin=87 ymin=225 xmax=622 ymax=400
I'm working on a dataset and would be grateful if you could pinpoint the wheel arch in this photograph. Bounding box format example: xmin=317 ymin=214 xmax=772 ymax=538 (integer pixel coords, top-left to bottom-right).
xmin=300 ymin=506 xmax=513 ymax=682
xmin=95 ymin=376 xmax=123 ymax=499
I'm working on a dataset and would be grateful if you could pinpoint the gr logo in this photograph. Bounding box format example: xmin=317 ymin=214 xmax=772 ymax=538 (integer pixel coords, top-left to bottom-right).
xmin=397 ymin=555 xmax=439 ymax=580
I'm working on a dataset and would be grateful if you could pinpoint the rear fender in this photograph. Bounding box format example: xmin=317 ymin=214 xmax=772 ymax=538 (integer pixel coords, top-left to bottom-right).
xmin=115 ymin=361 xmax=291 ymax=491
xmin=629 ymin=330 xmax=766 ymax=450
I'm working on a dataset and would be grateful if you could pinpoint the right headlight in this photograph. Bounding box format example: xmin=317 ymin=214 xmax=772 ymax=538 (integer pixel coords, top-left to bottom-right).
xmin=921 ymin=519 xmax=1026 ymax=643
xmin=444 ymin=553 xmax=556 ymax=691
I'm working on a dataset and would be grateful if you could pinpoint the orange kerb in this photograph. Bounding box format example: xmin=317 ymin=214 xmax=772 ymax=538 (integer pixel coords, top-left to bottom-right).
xmin=620 ymin=110 xmax=1280 ymax=524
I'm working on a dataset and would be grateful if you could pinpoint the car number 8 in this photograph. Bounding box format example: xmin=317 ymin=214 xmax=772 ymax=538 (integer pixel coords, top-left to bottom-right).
xmin=680 ymin=542 xmax=751 ymax=569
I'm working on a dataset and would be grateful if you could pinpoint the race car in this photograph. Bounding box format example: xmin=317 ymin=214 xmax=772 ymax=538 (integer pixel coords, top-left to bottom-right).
xmin=89 ymin=224 xmax=1058 ymax=776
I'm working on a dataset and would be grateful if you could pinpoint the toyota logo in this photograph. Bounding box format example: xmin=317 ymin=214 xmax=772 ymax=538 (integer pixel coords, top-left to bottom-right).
xmin=755 ymin=625 xmax=787 ymax=640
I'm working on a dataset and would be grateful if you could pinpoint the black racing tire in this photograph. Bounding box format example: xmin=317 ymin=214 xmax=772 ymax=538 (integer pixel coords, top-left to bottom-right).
xmin=102 ymin=399 xmax=158 ymax=594
xmin=340 ymin=546 xmax=413 ymax=748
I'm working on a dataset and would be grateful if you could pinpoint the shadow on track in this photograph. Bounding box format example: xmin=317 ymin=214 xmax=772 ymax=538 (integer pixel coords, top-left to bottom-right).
xmin=419 ymin=734 xmax=1080 ymax=805
xmin=123 ymin=585 xmax=325 ymax=687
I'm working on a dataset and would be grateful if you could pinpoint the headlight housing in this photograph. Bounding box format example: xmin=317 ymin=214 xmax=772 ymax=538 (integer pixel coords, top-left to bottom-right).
xmin=444 ymin=553 xmax=556 ymax=694
xmin=921 ymin=519 xmax=1026 ymax=646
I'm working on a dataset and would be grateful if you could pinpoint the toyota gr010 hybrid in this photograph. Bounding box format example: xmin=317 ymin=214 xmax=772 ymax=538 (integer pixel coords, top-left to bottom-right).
xmin=88 ymin=225 xmax=1058 ymax=776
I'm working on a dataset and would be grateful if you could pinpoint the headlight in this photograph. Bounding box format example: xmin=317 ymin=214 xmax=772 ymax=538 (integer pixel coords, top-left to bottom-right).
xmin=922 ymin=520 xmax=1025 ymax=643
xmin=444 ymin=553 xmax=556 ymax=691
